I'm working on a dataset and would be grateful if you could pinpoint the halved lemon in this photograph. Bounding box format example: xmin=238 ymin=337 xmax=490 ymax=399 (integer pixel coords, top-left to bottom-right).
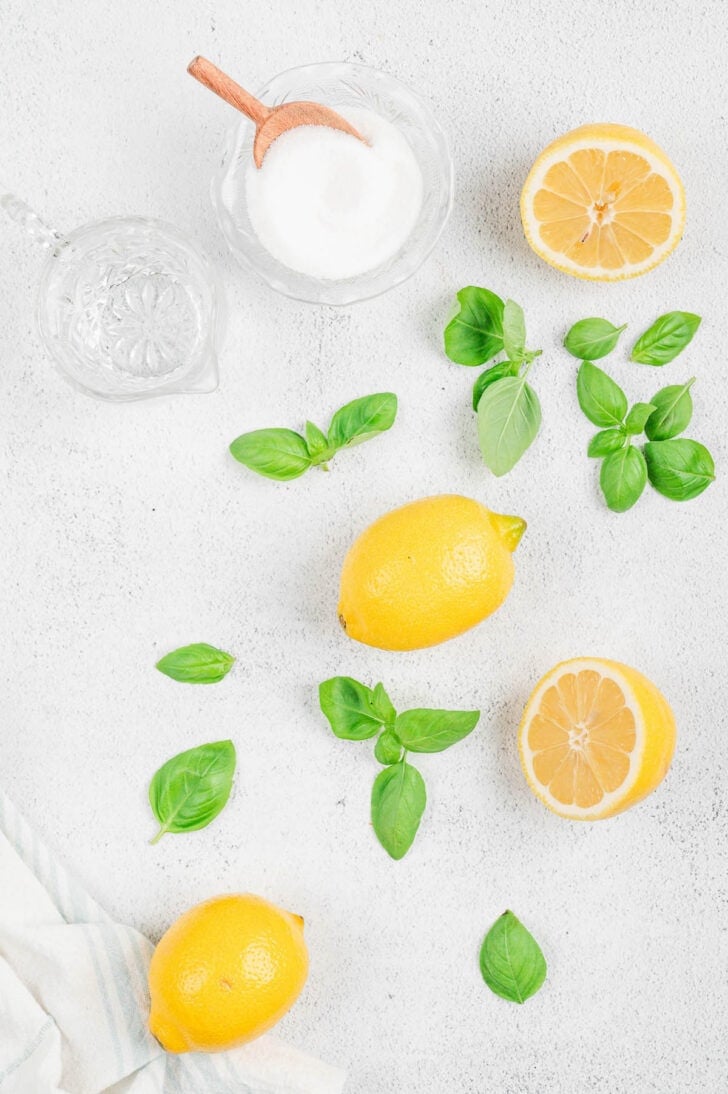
xmin=518 ymin=658 xmax=676 ymax=820
xmin=520 ymin=123 xmax=685 ymax=280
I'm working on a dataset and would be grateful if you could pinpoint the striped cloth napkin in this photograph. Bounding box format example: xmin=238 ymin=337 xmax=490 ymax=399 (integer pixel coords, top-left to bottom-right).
xmin=0 ymin=792 xmax=346 ymax=1094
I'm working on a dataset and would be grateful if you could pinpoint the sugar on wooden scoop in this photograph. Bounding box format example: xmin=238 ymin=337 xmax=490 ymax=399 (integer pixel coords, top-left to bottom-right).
xmin=187 ymin=56 xmax=366 ymax=168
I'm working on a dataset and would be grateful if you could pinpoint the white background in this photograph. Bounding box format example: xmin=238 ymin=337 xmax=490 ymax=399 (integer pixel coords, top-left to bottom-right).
xmin=2 ymin=1 xmax=727 ymax=1091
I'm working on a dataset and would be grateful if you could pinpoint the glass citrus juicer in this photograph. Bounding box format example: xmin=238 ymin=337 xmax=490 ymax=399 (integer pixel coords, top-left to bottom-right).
xmin=1 ymin=190 xmax=223 ymax=401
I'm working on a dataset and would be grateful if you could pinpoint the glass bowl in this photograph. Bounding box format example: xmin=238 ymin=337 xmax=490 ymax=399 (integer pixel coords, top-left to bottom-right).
xmin=212 ymin=62 xmax=453 ymax=305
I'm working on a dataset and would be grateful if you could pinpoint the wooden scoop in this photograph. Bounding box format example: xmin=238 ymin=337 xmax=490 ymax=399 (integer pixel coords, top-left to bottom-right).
xmin=188 ymin=56 xmax=366 ymax=168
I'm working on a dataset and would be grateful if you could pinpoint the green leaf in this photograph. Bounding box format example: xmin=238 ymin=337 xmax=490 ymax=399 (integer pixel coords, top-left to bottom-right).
xmin=479 ymin=910 xmax=547 ymax=1004
xmin=148 ymin=741 xmax=236 ymax=844
xmin=502 ymin=299 xmax=527 ymax=362
xmin=644 ymin=439 xmax=715 ymax=501
xmin=327 ymin=393 xmax=398 ymax=450
xmin=624 ymin=402 xmax=656 ymax=435
xmin=319 ymin=676 xmax=387 ymax=740
xmin=472 ymin=361 xmax=520 ymax=411
xmin=587 ymin=429 xmax=627 ymax=458
xmin=631 ymin=311 xmax=701 ymax=365
xmin=599 ymin=445 xmax=648 ymax=512
xmin=374 ymin=729 xmax=403 ymax=766
xmin=645 ymin=380 xmax=695 ymax=441
xmin=156 ymin=643 xmax=235 ymax=684
xmin=576 ymin=361 xmax=628 ymax=427
xmin=371 ymin=683 xmax=396 ymax=727
xmin=443 ymin=286 xmax=505 ymax=366
xmin=477 ymin=375 xmax=541 ymax=476
xmin=394 ymin=708 xmax=480 ymax=753
xmin=304 ymin=420 xmax=332 ymax=462
xmin=564 ymin=318 xmax=626 ymax=360
xmin=371 ymin=761 xmax=426 ymax=860
xmin=229 ymin=428 xmax=311 ymax=481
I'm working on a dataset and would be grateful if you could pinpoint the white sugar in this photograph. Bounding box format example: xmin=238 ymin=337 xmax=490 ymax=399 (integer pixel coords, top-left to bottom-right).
xmin=245 ymin=107 xmax=424 ymax=280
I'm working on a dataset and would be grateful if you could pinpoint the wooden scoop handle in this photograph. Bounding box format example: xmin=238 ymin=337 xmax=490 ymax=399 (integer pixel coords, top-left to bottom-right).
xmin=187 ymin=56 xmax=270 ymax=127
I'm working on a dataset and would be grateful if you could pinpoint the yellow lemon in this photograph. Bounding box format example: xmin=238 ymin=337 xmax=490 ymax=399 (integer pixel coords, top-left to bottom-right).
xmin=338 ymin=494 xmax=526 ymax=651
xmin=148 ymin=894 xmax=308 ymax=1052
xmin=520 ymin=123 xmax=685 ymax=280
xmin=518 ymin=658 xmax=676 ymax=820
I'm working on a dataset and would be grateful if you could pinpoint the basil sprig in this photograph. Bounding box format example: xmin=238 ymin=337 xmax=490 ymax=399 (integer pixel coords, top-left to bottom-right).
xmin=156 ymin=643 xmax=235 ymax=684
xmin=229 ymin=393 xmax=397 ymax=481
xmin=564 ymin=317 xmax=626 ymax=360
xmin=577 ymin=363 xmax=715 ymax=508
xmin=319 ymin=676 xmax=479 ymax=860
xmin=479 ymin=911 xmax=547 ymax=1004
xmin=148 ymin=740 xmax=236 ymax=844
xmin=444 ymin=287 xmax=543 ymax=476
xmin=631 ymin=311 xmax=701 ymax=365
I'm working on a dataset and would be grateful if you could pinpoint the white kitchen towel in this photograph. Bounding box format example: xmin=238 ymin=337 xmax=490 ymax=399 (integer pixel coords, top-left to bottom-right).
xmin=0 ymin=792 xmax=346 ymax=1094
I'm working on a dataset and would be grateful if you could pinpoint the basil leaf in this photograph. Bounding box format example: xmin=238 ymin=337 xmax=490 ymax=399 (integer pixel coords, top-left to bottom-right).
xmin=477 ymin=375 xmax=541 ymax=476
xmin=599 ymin=445 xmax=647 ymax=512
xmin=472 ymin=361 xmax=520 ymax=411
xmin=587 ymin=429 xmax=627 ymax=458
xmin=624 ymin=402 xmax=656 ymax=435
xmin=394 ymin=708 xmax=480 ymax=753
xmin=304 ymin=420 xmax=332 ymax=462
xmin=319 ymin=676 xmax=386 ymax=740
xmin=371 ymin=761 xmax=426 ymax=860
xmin=444 ymin=286 xmax=505 ymax=366
xmin=156 ymin=643 xmax=235 ymax=684
xmin=479 ymin=910 xmax=547 ymax=1004
xmin=502 ymin=299 xmax=527 ymax=362
xmin=229 ymin=428 xmax=311 ymax=481
xmin=644 ymin=380 xmax=695 ymax=441
xmin=372 ymin=682 xmax=396 ymax=727
xmin=631 ymin=311 xmax=701 ymax=365
xmin=576 ymin=361 xmax=628 ymax=427
xmin=564 ymin=318 xmax=626 ymax=360
xmin=327 ymin=392 xmax=397 ymax=450
xmin=149 ymin=740 xmax=236 ymax=844
xmin=374 ymin=729 xmax=403 ymax=766
xmin=644 ymin=439 xmax=715 ymax=500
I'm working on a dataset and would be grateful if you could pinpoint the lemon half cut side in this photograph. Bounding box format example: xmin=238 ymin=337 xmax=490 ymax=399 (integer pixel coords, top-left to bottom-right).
xmin=520 ymin=123 xmax=686 ymax=280
xmin=518 ymin=657 xmax=676 ymax=820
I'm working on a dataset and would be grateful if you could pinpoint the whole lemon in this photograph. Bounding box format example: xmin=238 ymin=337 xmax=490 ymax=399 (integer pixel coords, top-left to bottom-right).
xmin=148 ymin=894 xmax=309 ymax=1053
xmin=338 ymin=494 xmax=526 ymax=651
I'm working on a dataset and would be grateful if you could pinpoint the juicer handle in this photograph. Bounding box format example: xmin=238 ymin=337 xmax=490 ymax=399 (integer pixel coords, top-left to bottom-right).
xmin=0 ymin=192 xmax=64 ymax=250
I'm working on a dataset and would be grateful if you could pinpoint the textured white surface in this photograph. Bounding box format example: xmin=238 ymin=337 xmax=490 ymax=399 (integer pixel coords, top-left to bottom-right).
xmin=1 ymin=1 xmax=727 ymax=1091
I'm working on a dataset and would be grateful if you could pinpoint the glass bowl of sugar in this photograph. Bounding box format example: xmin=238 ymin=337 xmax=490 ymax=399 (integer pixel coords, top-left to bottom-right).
xmin=212 ymin=61 xmax=453 ymax=305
